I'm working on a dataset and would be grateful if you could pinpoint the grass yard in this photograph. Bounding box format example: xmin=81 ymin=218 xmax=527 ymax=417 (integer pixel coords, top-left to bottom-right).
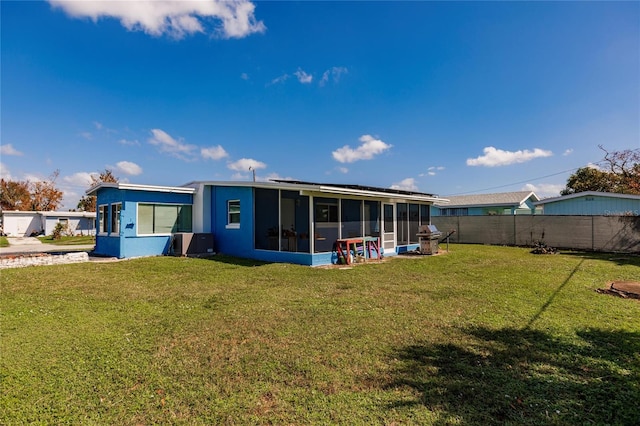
xmin=37 ymin=235 xmax=96 ymax=245
xmin=0 ymin=236 xmax=8 ymax=248
xmin=1 ymin=245 xmax=638 ymax=425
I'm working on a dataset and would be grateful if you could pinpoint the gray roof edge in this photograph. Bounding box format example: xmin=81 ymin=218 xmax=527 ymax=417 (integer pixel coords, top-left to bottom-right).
xmin=534 ymin=191 xmax=640 ymax=205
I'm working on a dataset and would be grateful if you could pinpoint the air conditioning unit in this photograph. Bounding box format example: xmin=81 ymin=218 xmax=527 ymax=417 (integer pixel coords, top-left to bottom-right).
xmin=172 ymin=233 xmax=214 ymax=256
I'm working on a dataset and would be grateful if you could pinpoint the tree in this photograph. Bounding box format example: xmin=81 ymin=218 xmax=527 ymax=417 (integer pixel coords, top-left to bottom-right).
xmin=76 ymin=195 xmax=96 ymax=212
xmin=28 ymin=170 xmax=64 ymax=211
xmin=77 ymin=169 xmax=119 ymax=212
xmin=561 ymin=147 xmax=640 ymax=195
xmin=0 ymin=179 xmax=31 ymax=210
xmin=91 ymin=169 xmax=119 ymax=186
xmin=599 ymin=145 xmax=640 ymax=194
xmin=0 ymin=171 xmax=63 ymax=211
xmin=560 ymin=167 xmax=617 ymax=195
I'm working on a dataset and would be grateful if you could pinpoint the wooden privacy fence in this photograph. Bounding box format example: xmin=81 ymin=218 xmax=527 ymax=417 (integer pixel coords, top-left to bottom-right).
xmin=431 ymin=215 xmax=640 ymax=253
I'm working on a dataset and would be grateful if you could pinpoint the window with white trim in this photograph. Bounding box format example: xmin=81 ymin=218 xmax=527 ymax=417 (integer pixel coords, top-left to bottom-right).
xmin=111 ymin=203 xmax=121 ymax=235
xmin=99 ymin=205 xmax=108 ymax=234
xmin=227 ymin=200 xmax=240 ymax=228
xmin=137 ymin=204 xmax=192 ymax=235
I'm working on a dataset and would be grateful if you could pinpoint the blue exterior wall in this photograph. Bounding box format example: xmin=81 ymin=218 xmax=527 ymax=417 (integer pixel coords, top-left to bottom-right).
xmin=93 ymin=187 xmax=193 ymax=258
xmin=210 ymin=186 xmax=255 ymax=259
xmin=541 ymin=195 xmax=640 ymax=216
xmin=209 ymin=185 xmax=403 ymax=266
xmin=95 ymin=184 xmax=428 ymax=266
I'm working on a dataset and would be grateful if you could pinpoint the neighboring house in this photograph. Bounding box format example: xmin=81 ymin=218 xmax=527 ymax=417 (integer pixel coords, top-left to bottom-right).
xmin=534 ymin=191 xmax=640 ymax=216
xmin=431 ymin=191 xmax=540 ymax=216
xmin=86 ymin=180 xmax=445 ymax=266
xmin=0 ymin=210 xmax=96 ymax=237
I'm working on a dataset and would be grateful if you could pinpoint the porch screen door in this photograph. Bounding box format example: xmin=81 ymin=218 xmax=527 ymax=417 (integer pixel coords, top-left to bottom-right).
xmin=382 ymin=203 xmax=395 ymax=251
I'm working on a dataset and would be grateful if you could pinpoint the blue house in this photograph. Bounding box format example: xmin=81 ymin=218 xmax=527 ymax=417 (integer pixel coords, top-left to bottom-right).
xmin=534 ymin=191 xmax=640 ymax=216
xmin=87 ymin=180 xmax=444 ymax=266
xmin=431 ymin=191 xmax=540 ymax=216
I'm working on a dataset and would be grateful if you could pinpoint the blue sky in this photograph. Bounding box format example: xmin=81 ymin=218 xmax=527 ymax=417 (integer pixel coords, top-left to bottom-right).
xmin=1 ymin=0 xmax=639 ymax=209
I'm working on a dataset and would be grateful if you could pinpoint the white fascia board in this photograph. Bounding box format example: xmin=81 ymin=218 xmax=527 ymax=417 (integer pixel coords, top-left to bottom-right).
xmin=182 ymin=180 xmax=445 ymax=203
xmin=40 ymin=211 xmax=96 ymax=218
xmin=86 ymin=182 xmax=196 ymax=195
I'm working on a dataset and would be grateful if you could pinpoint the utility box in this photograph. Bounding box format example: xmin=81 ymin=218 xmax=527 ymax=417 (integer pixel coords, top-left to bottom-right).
xmin=172 ymin=233 xmax=215 ymax=256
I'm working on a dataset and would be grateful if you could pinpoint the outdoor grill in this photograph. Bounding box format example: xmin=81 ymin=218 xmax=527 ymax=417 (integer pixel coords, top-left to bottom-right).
xmin=416 ymin=224 xmax=442 ymax=255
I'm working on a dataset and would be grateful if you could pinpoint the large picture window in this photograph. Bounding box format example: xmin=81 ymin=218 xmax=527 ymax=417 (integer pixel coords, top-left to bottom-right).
xmin=138 ymin=204 xmax=192 ymax=235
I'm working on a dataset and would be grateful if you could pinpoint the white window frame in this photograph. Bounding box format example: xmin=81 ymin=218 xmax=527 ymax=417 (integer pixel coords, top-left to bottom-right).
xmin=226 ymin=200 xmax=240 ymax=229
xmin=136 ymin=203 xmax=193 ymax=236
xmin=98 ymin=204 xmax=109 ymax=235
xmin=111 ymin=203 xmax=122 ymax=235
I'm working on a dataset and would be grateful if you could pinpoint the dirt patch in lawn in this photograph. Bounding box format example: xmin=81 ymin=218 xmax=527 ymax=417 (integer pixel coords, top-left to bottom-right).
xmin=597 ymin=281 xmax=640 ymax=300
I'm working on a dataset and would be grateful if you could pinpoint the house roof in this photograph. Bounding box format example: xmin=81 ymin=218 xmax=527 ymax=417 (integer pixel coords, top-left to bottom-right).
xmin=183 ymin=179 xmax=445 ymax=203
xmin=0 ymin=210 xmax=95 ymax=217
xmin=434 ymin=191 xmax=539 ymax=208
xmin=534 ymin=191 xmax=640 ymax=205
xmin=271 ymin=179 xmax=439 ymax=198
xmin=86 ymin=182 xmax=196 ymax=196
xmin=40 ymin=211 xmax=96 ymax=218
xmin=88 ymin=179 xmax=445 ymax=203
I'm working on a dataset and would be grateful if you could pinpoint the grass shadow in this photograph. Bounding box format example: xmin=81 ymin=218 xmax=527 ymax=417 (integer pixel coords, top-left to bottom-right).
xmin=194 ymin=254 xmax=273 ymax=267
xmin=559 ymin=250 xmax=640 ymax=267
xmin=386 ymin=326 xmax=640 ymax=425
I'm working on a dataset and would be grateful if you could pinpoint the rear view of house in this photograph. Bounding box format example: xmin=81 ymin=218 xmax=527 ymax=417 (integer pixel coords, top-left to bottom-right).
xmin=87 ymin=180 xmax=445 ymax=266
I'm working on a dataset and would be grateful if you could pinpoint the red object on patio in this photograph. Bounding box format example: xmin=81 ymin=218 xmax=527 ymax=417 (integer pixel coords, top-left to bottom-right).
xmin=335 ymin=237 xmax=381 ymax=265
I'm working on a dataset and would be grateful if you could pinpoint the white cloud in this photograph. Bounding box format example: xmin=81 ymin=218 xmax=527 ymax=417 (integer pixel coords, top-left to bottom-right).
xmin=119 ymin=138 xmax=140 ymax=146
xmin=114 ymin=160 xmax=143 ymax=176
xmin=294 ymin=68 xmax=313 ymax=84
xmin=240 ymin=72 xmax=249 ymax=80
xmin=466 ymin=146 xmax=553 ymax=167
xmin=421 ymin=165 xmax=445 ymax=176
xmin=80 ymin=131 xmax=93 ymax=140
xmin=338 ymin=167 xmax=349 ymax=174
xmin=522 ymin=183 xmax=564 ymax=198
xmin=227 ymin=158 xmax=266 ymax=172
xmin=0 ymin=162 xmax=12 ymax=180
xmin=587 ymin=162 xmax=602 ymax=170
xmin=93 ymin=121 xmax=103 ymax=130
xmin=257 ymin=172 xmax=293 ymax=182
xmin=332 ymin=135 xmax=392 ymax=163
xmin=23 ymin=173 xmax=46 ymax=183
xmin=0 ymin=144 xmax=23 ymax=156
xmin=48 ymin=0 xmax=266 ymax=39
xmin=269 ymin=73 xmax=289 ymax=85
xmin=563 ymin=149 xmax=573 ymax=156
xmin=148 ymin=128 xmax=196 ymax=160
xmin=201 ymin=145 xmax=229 ymax=160
xmin=63 ymin=172 xmax=96 ymax=187
xmin=320 ymin=66 xmax=348 ymax=86
xmin=390 ymin=178 xmax=418 ymax=191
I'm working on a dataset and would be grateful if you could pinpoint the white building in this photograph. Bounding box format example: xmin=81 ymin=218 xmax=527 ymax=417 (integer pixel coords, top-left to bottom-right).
xmin=0 ymin=211 xmax=96 ymax=237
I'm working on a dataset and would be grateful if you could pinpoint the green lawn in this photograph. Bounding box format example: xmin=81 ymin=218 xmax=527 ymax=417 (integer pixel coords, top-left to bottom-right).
xmin=37 ymin=235 xmax=96 ymax=245
xmin=0 ymin=236 xmax=8 ymax=247
xmin=1 ymin=245 xmax=638 ymax=425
